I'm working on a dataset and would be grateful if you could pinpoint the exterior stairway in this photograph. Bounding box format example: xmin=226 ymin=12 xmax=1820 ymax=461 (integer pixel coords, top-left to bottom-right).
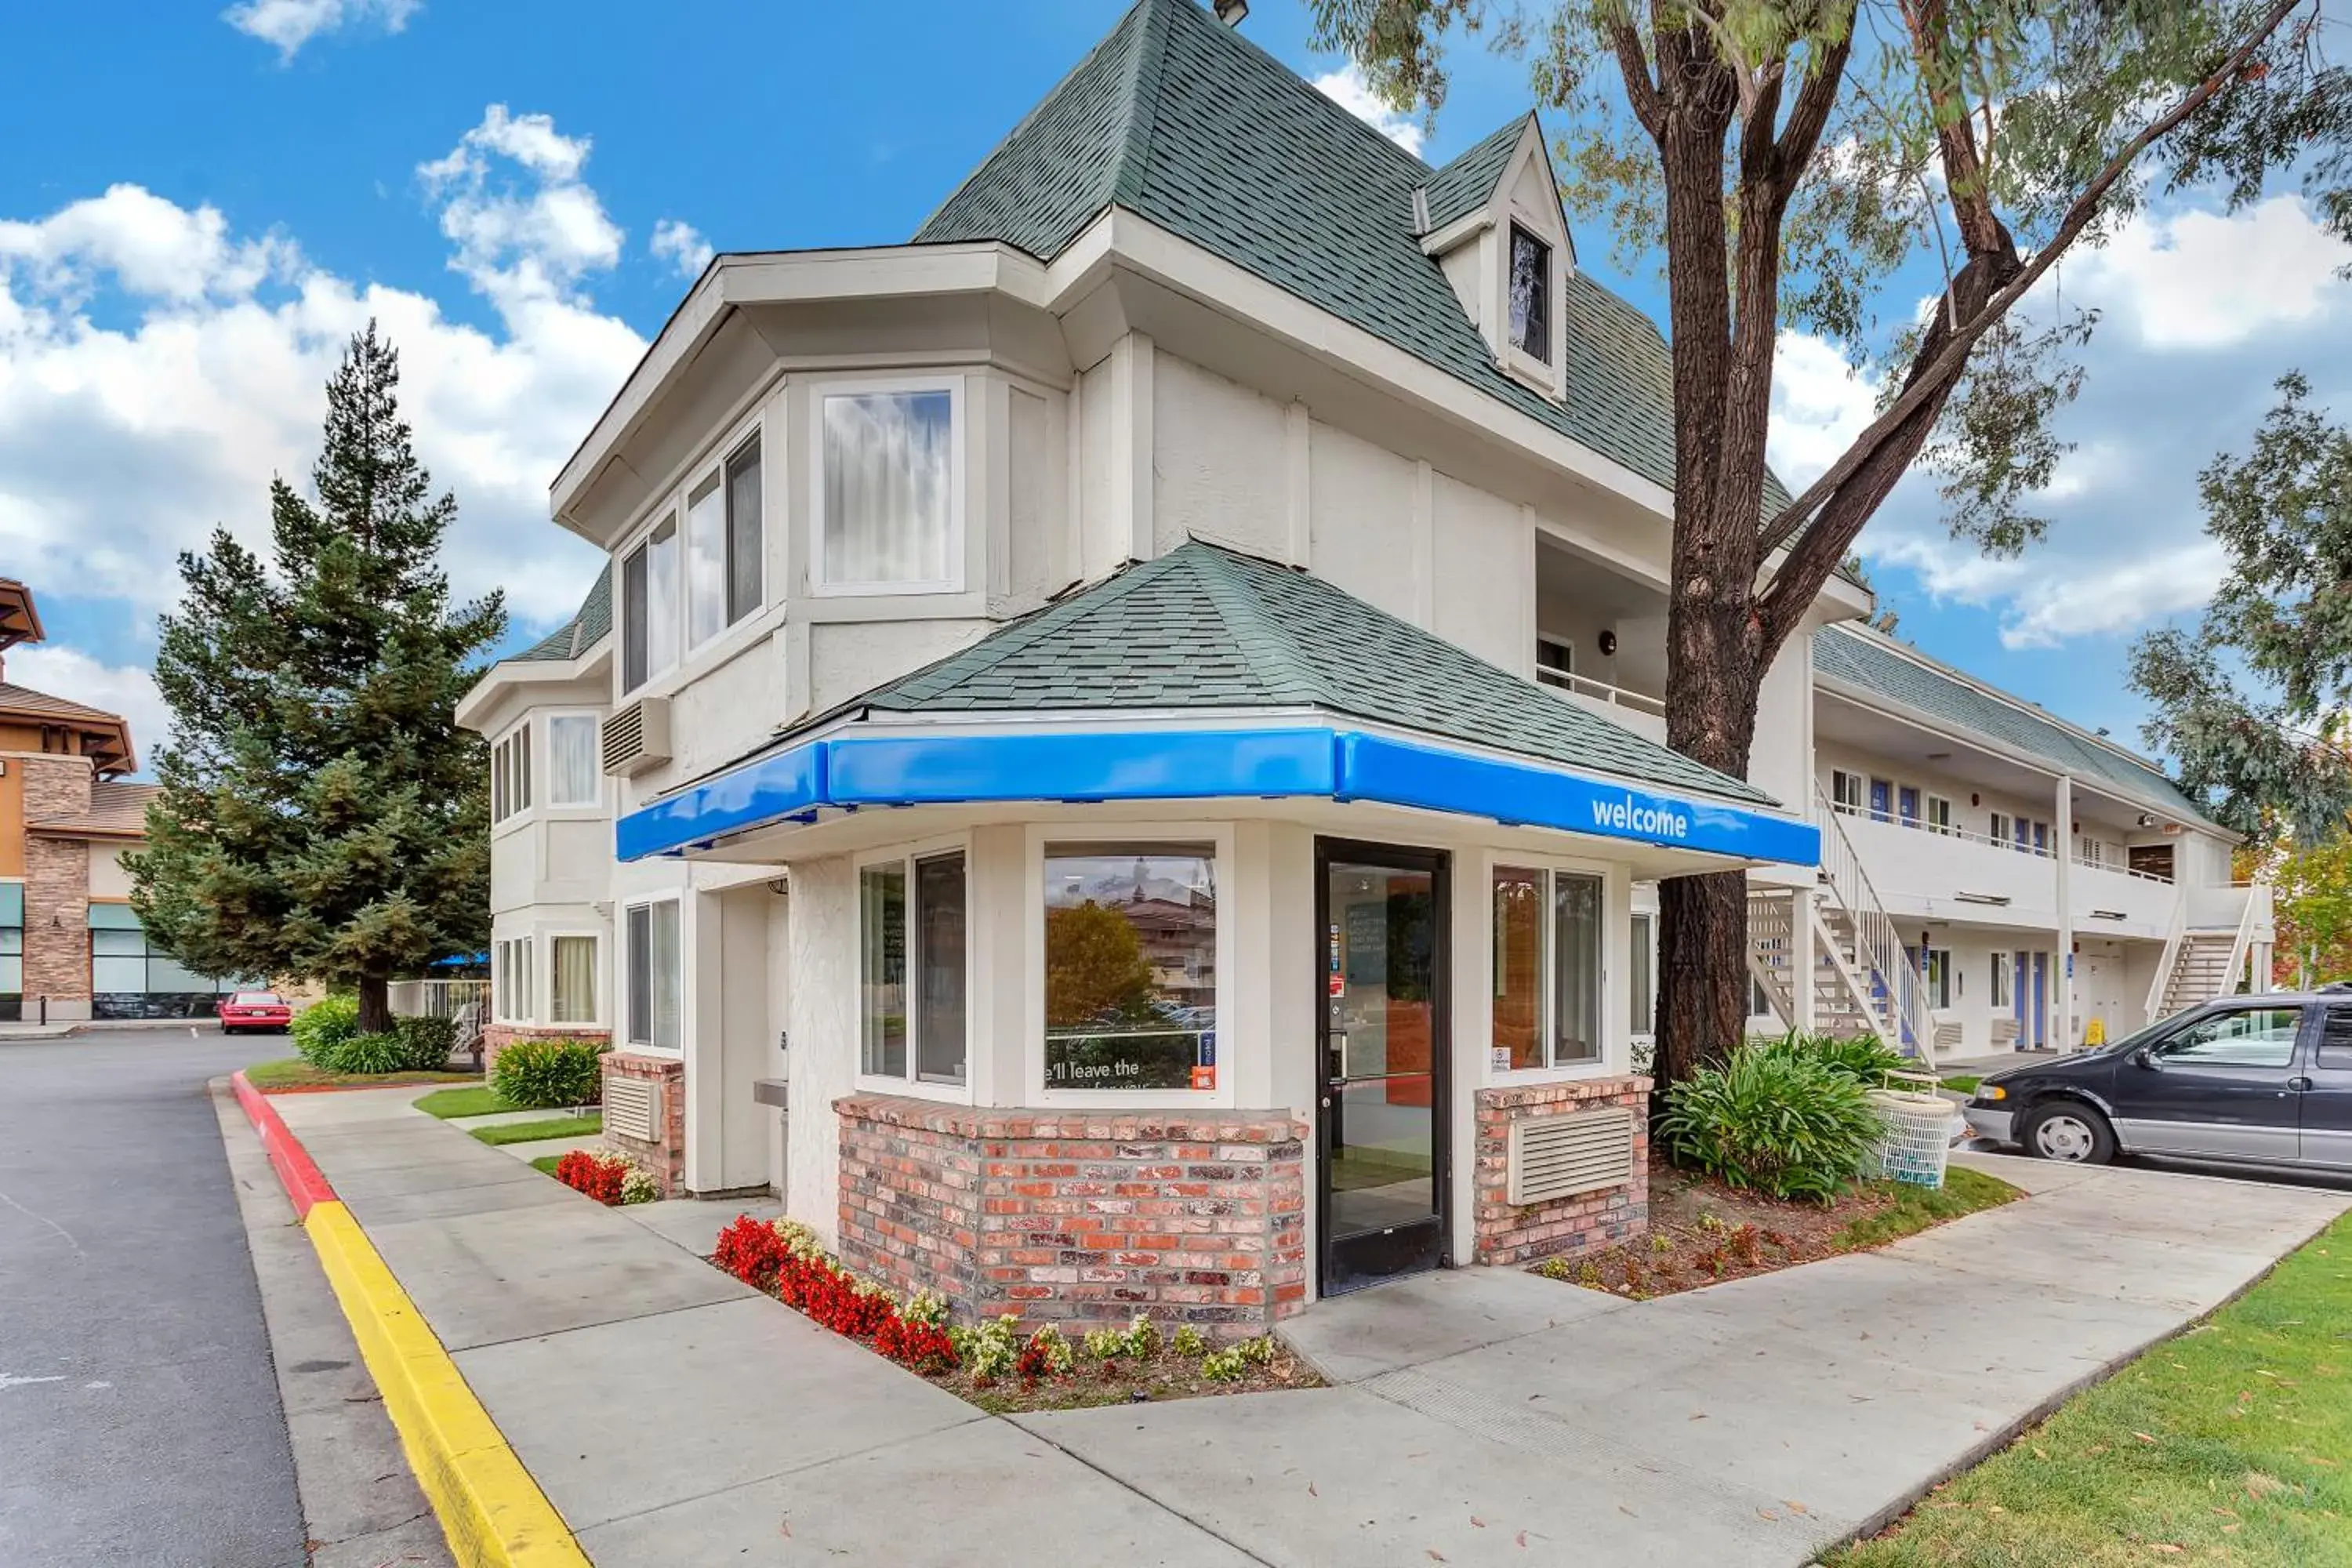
xmin=2158 ymin=930 xmax=2245 ymax=1015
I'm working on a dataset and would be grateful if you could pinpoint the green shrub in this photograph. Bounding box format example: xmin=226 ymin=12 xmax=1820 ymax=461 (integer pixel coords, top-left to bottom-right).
xmin=1661 ymin=1045 xmax=1886 ymax=1203
xmin=1751 ymin=1029 xmax=1907 ymax=1085
xmin=392 ymin=1014 xmax=459 ymax=1069
xmin=323 ymin=1031 xmax=406 ymax=1074
xmin=490 ymin=1036 xmax=607 ymax=1109
xmin=290 ymin=995 xmax=361 ymax=1066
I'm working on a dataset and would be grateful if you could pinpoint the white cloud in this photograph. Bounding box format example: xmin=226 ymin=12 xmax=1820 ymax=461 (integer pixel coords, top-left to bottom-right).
xmin=0 ymin=105 xmax=639 ymax=656
xmin=1767 ymin=329 xmax=1880 ymax=488
xmin=1313 ymin=66 xmax=1425 ymax=156
xmin=6 ymin=645 xmax=175 ymax=769
xmin=2071 ymin=194 xmax=2345 ymax=351
xmin=650 ymin=219 xmax=714 ymax=281
xmin=223 ymin=0 xmax=418 ymax=61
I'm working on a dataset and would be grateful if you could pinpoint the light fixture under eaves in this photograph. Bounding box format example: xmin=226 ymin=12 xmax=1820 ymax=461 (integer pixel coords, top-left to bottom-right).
xmin=1925 ymin=751 xmax=1951 ymax=760
xmin=1952 ymin=891 xmax=2010 ymax=906
xmin=2090 ymin=909 xmax=2126 ymax=921
xmin=1214 ymin=0 xmax=1249 ymax=24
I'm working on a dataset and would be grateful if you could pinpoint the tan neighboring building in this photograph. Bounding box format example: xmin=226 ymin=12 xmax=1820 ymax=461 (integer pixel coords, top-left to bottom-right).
xmin=0 ymin=579 xmax=234 ymax=1023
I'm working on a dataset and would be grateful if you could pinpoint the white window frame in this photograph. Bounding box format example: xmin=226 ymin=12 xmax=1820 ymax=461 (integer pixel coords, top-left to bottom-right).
xmin=622 ymin=898 xmax=683 ymax=1055
xmin=1025 ymin=822 xmax=1237 ymax=1110
xmin=808 ymin=373 xmax=967 ymax=598
xmin=544 ymin=929 xmax=603 ymax=1028
xmin=615 ymin=405 xmax=772 ymax=698
xmin=494 ymin=935 xmax=534 ymax=1025
xmin=1926 ymin=794 xmax=1954 ymax=835
xmin=1486 ymin=849 xmax=1616 ymax=1083
xmin=1990 ymin=810 xmax=2013 ymax=845
xmin=855 ymin=833 xmax=974 ymax=1104
xmin=683 ymin=430 xmax=764 ymax=655
xmin=1990 ymin=951 xmax=2013 ymax=1010
xmin=1922 ymin=946 xmax=1954 ymax=1011
xmin=490 ymin=721 xmax=532 ymax=829
xmin=543 ymin=710 xmax=604 ymax=812
xmin=1831 ymin=769 xmax=1865 ymax=814
xmin=1628 ymin=910 xmax=1656 ymax=1041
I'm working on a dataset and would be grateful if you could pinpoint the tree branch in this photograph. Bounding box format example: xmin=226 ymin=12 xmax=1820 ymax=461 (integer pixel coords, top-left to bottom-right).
xmin=1756 ymin=0 xmax=2307 ymax=557
xmin=1610 ymin=12 xmax=1664 ymax=138
xmin=1773 ymin=32 xmax=1853 ymax=189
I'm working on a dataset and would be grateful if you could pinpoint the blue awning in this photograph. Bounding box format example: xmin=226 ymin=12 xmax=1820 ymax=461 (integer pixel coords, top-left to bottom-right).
xmin=615 ymin=723 xmax=1819 ymax=868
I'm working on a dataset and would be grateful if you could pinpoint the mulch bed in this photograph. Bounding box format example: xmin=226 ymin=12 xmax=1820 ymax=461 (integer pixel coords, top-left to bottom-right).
xmin=1537 ymin=1153 xmax=2016 ymax=1301
xmin=948 ymin=1341 xmax=1319 ymax=1415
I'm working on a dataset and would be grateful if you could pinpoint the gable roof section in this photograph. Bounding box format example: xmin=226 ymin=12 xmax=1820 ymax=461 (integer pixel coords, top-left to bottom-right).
xmin=1814 ymin=625 xmax=2209 ymax=824
xmin=510 ymin=564 xmax=612 ymax=665
xmin=852 ymin=539 xmax=1774 ymax=806
xmin=0 ymin=681 xmax=134 ymax=775
xmin=1420 ymin=115 xmax=1530 ymax=234
xmin=914 ymin=0 xmax=1773 ymax=506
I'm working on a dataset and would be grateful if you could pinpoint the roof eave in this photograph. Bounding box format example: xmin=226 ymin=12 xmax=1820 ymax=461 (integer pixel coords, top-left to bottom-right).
xmin=456 ymin=637 xmax=612 ymax=734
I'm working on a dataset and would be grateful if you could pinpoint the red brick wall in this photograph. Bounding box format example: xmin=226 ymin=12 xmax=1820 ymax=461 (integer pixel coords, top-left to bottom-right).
xmin=1472 ymin=1076 xmax=1650 ymax=1266
xmin=836 ymin=1094 xmax=1307 ymax=1341
xmin=601 ymin=1051 xmax=684 ymax=1196
xmin=482 ymin=1024 xmax=611 ymax=1078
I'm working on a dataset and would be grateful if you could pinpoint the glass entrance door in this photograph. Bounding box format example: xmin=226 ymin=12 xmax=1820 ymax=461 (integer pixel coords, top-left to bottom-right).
xmin=1316 ymin=840 xmax=1449 ymax=1296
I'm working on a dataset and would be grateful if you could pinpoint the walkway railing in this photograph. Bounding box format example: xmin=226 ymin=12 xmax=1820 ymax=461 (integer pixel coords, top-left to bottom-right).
xmin=1812 ymin=780 xmax=1936 ymax=1064
xmin=1534 ymin=666 xmax=1668 ymax=719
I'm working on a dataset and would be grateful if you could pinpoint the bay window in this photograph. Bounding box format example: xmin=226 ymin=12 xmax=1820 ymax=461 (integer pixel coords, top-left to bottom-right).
xmin=685 ymin=435 xmax=762 ymax=648
xmin=549 ymin=934 xmax=598 ymax=1025
xmin=817 ymin=381 xmax=959 ymax=593
xmin=547 ymin=714 xmax=601 ymax=808
xmin=625 ymin=901 xmax=681 ymax=1051
xmin=495 ymin=936 xmax=533 ymax=1023
xmin=1491 ymin=865 xmax=1603 ymax=1071
xmin=1041 ymin=842 xmax=1218 ymax=1093
xmin=621 ymin=514 xmax=679 ymax=692
xmin=860 ymin=850 xmax=967 ymax=1087
xmin=491 ymin=724 xmax=531 ymax=823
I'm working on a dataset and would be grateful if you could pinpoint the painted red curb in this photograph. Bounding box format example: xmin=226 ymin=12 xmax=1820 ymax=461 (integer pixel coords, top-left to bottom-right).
xmin=230 ymin=1070 xmax=338 ymax=1219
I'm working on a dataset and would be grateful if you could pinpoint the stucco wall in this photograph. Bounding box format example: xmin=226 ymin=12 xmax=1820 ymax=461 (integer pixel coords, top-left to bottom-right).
xmin=785 ymin=852 xmax=855 ymax=1247
xmin=1152 ymin=354 xmax=1290 ymax=562
xmin=1307 ymin=419 xmax=1419 ymax=625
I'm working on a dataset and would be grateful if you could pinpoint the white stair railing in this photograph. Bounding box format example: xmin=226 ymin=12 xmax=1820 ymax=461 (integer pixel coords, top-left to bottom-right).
xmin=2143 ymin=895 xmax=2188 ymax=1024
xmin=1809 ymin=780 xmax=1937 ymax=1067
xmin=2220 ymin=887 xmax=2261 ymax=1003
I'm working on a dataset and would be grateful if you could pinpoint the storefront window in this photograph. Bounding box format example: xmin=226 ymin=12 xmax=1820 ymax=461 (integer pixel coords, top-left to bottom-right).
xmin=1043 ymin=843 xmax=1216 ymax=1091
xmin=861 ymin=851 xmax=966 ymax=1087
xmin=1491 ymin=866 xmax=1603 ymax=1070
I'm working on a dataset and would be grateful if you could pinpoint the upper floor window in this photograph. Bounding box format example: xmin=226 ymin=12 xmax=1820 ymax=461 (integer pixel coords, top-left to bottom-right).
xmin=546 ymin=715 xmax=601 ymax=808
xmin=1831 ymin=770 xmax=1864 ymax=814
xmin=818 ymin=380 xmax=960 ymax=594
xmin=1534 ymin=636 xmax=1574 ymax=687
xmin=1508 ymin=225 xmax=1551 ymax=365
xmin=492 ymin=724 xmax=532 ymax=823
xmin=1926 ymin=794 xmax=1953 ymax=833
xmin=686 ymin=436 xmax=763 ymax=648
xmin=622 ymin=514 xmax=679 ymax=692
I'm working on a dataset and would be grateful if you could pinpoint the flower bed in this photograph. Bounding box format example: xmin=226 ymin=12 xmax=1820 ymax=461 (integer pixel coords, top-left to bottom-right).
xmin=711 ymin=1214 xmax=1315 ymax=1413
xmin=553 ymin=1149 xmax=657 ymax=1206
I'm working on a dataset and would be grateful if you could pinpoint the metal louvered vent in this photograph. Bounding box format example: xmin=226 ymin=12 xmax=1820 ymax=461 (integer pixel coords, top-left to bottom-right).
xmin=604 ymin=1074 xmax=661 ymax=1143
xmin=1507 ymin=1107 xmax=1635 ymax=1205
xmin=600 ymin=697 xmax=670 ymax=777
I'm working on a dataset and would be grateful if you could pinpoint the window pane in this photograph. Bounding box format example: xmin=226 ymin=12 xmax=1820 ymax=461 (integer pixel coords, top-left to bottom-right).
xmin=0 ymin=882 xmax=22 ymax=926
xmin=550 ymin=935 xmax=597 ymax=1024
xmin=548 ymin=716 xmax=600 ymax=807
xmin=860 ymin=866 xmax=906 ymax=1077
xmin=685 ymin=472 xmax=725 ymax=646
xmin=0 ymin=929 xmax=20 ymax=956
xmin=93 ymin=955 xmax=147 ymax=993
xmin=644 ymin=517 xmax=679 ymax=677
xmin=648 ymin=905 xmax=681 ymax=1051
xmin=148 ymin=955 xmax=213 ymax=993
xmin=822 ymin=390 xmax=953 ymax=586
xmin=1491 ymin=867 xmax=1544 ymax=1072
xmin=93 ymin=928 xmax=147 ymax=956
xmin=626 ymin=906 xmax=652 ymax=1044
xmin=1630 ymin=913 xmax=1654 ymax=1035
xmin=622 ymin=543 xmax=649 ymax=691
xmin=2157 ymin=1007 xmax=2301 ymax=1069
xmin=1508 ymin=226 xmax=1550 ymax=363
xmin=517 ymin=723 xmax=532 ymax=812
xmin=1043 ymin=844 xmax=1217 ymax=1091
xmin=915 ymin=853 xmax=967 ymax=1084
xmin=1551 ymin=873 xmax=1601 ymax=1065
xmin=726 ymin=437 xmax=762 ymax=623
xmin=0 ymin=955 xmax=20 ymax=993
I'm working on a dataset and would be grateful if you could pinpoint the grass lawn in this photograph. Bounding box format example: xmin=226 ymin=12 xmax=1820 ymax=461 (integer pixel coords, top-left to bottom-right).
xmin=245 ymin=1058 xmax=479 ymax=1091
xmin=413 ymin=1084 xmax=520 ymax=1120
xmin=1831 ymin=1165 xmax=2019 ymax=1251
xmin=470 ymin=1113 xmax=602 ymax=1146
xmin=529 ymin=1155 xmax=564 ymax=1176
xmin=1940 ymin=1074 xmax=1982 ymax=1095
xmin=1834 ymin=1210 xmax=2352 ymax=1567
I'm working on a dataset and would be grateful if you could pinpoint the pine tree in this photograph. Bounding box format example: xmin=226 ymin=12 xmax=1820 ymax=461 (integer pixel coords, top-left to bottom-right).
xmin=128 ymin=323 xmax=505 ymax=1033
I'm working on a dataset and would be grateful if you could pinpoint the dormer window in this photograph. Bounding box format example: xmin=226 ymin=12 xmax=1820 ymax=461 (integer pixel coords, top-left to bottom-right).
xmin=1508 ymin=225 xmax=1551 ymax=365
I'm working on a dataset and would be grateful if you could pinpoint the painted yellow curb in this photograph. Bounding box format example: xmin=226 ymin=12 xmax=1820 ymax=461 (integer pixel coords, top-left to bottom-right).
xmin=304 ymin=1200 xmax=591 ymax=1567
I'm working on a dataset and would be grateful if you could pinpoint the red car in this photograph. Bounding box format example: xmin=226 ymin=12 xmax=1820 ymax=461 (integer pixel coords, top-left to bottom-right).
xmin=218 ymin=991 xmax=293 ymax=1034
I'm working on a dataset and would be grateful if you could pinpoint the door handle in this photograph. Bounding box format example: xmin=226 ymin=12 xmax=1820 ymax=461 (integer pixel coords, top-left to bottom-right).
xmin=2288 ymin=1076 xmax=2314 ymax=1092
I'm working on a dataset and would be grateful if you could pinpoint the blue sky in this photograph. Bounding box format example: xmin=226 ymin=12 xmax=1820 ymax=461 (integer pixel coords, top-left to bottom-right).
xmin=2 ymin=0 xmax=2344 ymax=773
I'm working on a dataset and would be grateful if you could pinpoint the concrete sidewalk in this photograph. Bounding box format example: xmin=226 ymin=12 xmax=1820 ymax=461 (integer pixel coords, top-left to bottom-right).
xmin=264 ymin=1089 xmax=2350 ymax=1566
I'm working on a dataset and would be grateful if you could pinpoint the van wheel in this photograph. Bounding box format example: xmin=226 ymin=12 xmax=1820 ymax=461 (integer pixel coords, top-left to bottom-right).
xmin=2022 ymin=1102 xmax=2115 ymax=1164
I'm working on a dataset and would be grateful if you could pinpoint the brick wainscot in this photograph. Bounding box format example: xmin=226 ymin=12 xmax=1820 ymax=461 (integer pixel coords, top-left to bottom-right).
xmin=1472 ymin=1076 xmax=1650 ymax=1265
xmin=836 ymin=1094 xmax=1308 ymax=1340
xmin=601 ymin=1051 xmax=684 ymax=1197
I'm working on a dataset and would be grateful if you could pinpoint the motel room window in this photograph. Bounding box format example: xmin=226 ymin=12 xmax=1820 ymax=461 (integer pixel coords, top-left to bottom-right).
xmin=1926 ymin=795 xmax=1953 ymax=834
xmin=1041 ymin=843 xmax=1218 ymax=1092
xmin=625 ymin=902 xmax=681 ymax=1051
xmin=1924 ymin=947 xmax=1953 ymax=1010
xmin=1628 ymin=913 xmax=1655 ymax=1037
xmin=546 ymin=714 xmax=601 ymax=808
xmin=818 ymin=383 xmax=959 ymax=593
xmin=685 ymin=435 xmax=763 ymax=648
xmin=1507 ymin=224 xmax=1552 ymax=364
xmin=1831 ymin=770 xmax=1864 ymax=815
xmin=621 ymin=513 xmax=680 ymax=693
xmin=1493 ymin=866 xmax=1603 ymax=1071
xmin=491 ymin=724 xmax=532 ymax=823
xmin=495 ymin=937 xmax=534 ymax=1023
xmin=1990 ymin=952 xmax=2013 ymax=1010
xmin=860 ymin=851 xmax=967 ymax=1086
xmin=1989 ymin=810 xmax=2013 ymax=845
xmin=548 ymin=935 xmax=598 ymax=1025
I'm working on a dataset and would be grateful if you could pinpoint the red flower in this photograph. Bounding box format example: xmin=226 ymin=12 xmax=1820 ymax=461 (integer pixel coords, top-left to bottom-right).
xmin=554 ymin=1149 xmax=627 ymax=1205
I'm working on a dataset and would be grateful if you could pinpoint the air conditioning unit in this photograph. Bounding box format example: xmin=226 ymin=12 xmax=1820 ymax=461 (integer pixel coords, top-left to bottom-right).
xmin=601 ymin=697 xmax=671 ymax=777
xmin=604 ymin=1073 xmax=662 ymax=1143
xmin=1507 ymin=1106 xmax=1636 ymax=1205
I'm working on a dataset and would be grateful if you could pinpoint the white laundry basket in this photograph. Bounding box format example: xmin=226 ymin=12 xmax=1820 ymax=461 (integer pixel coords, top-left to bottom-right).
xmin=1867 ymin=1073 xmax=1960 ymax=1189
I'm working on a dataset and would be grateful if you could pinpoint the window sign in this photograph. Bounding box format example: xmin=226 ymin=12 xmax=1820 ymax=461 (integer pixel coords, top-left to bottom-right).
xmin=1043 ymin=843 xmax=1217 ymax=1091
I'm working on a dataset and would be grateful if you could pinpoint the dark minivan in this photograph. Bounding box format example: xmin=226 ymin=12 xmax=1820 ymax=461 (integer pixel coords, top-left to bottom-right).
xmin=1962 ymin=992 xmax=2352 ymax=1172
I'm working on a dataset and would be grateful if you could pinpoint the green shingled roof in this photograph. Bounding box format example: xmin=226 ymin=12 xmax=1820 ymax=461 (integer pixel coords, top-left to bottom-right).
xmin=849 ymin=539 xmax=1775 ymax=806
xmin=510 ymin=565 xmax=611 ymax=664
xmin=915 ymin=0 xmax=1780 ymax=506
xmin=1814 ymin=625 xmax=2209 ymax=824
xmin=1421 ymin=115 xmax=1532 ymax=234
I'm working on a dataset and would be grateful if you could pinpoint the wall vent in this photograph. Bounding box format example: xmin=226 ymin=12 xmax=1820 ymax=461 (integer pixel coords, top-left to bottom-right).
xmin=600 ymin=697 xmax=671 ymax=777
xmin=1507 ymin=1106 xmax=1635 ymax=1205
xmin=604 ymin=1074 xmax=661 ymax=1143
